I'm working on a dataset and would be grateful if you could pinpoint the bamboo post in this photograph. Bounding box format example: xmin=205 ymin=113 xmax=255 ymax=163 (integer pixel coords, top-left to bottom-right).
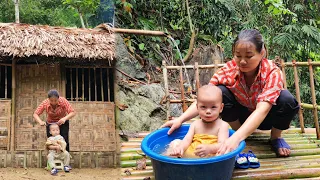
xmin=100 ymin=68 xmax=104 ymax=101
xmin=292 ymin=60 xmax=305 ymax=133
xmin=0 ymin=66 xmax=1 ymax=97
xmin=5 ymin=66 xmax=7 ymax=98
xmin=308 ymin=59 xmax=320 ymax=139
xmin=162 ymin=61 xmax=170 ymax=120
xmin=60 ymin=64 xmax=66 ymax=97
xmin=214 ymin=59 xmax=219 ymax=73
xmin=82 ymin=68 xmax=84 ymax=101
xmin=79 ymin=152 xmax=82 ymax=168
xmin=180 ymin=67 xmax=187 ymax=112
xmin=70 ymin=68 xmax=73 ymax=101
xmin=281 ymin=59 xmax=288 ymax=89
xmin=10 ymin=58 xmax=16 ymax=151
xmin=94 ymin=68 xmax=97 ymax=101
xmin=38 ymin=150 xmax=41 ymax=168
xmin=23 ymin=151 xmax=27 ymax=169
xmin=89 ymin=69 xmax=91 ymax=101
xmin=195 ymin=62 xmax=200 ymax=92
xmin=76 ymin=68 xmax=78 ymax=101
xmin=107 ymin=69 xmax=110 ymax=101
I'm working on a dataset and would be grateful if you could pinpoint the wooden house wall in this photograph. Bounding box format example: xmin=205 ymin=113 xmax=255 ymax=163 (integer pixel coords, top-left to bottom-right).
xmin=13 ymin=64 xmax=116 ymax=153
xmin=0 ymin=100 xmax=10 ymax=150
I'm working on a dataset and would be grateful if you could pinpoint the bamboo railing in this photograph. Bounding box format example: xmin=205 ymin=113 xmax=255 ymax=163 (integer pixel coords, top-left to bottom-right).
xmin=162 ymin=59 xmax=320 ymax=139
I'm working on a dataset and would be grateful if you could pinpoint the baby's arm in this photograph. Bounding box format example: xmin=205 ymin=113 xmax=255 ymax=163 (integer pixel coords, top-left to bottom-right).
xmin=218 ymin=121 xmax=229 ymax=143
xmin=170 ymin=122 xmax=195 ymax=157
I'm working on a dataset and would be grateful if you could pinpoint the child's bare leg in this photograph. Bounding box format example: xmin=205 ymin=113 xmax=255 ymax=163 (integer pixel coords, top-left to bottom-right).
xmin=47 ymin=153 xmax=55 ymax=169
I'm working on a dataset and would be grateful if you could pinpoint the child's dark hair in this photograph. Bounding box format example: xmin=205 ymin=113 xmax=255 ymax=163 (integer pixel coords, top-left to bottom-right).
xmin=232 ymin=29 xmax=268 ymax=58
xmin=48 ymin=89 xmax=59 ymax=98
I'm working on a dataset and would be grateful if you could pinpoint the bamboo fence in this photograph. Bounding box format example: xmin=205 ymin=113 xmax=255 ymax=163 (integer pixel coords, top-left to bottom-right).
xmin=162 ymin=59 xmax=320 ymax=139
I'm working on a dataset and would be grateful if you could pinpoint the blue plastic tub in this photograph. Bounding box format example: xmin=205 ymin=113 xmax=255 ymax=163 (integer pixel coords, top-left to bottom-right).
xmin=141 ymin=124 xmax=246 ymax=180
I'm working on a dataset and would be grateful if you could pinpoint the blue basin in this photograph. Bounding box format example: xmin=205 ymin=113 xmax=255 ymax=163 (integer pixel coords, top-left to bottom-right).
xmin=141 ymin=124 xmax=246 ymax=180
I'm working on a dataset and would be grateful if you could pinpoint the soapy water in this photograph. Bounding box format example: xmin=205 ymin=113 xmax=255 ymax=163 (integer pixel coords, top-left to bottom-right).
xmin=152 ymin=143 xmax=170 ymax=155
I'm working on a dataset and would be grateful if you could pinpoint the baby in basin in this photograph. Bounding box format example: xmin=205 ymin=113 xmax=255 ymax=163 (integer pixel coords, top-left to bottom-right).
xmin=165 ymin=85 xmax=229 ymax=158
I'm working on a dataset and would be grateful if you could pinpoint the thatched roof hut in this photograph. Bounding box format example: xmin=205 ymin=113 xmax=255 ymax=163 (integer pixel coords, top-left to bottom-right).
xmin=0 ymin=23 xmax=119 ymax=168
xmin=0 ymin=23 xmax=115 ymax=63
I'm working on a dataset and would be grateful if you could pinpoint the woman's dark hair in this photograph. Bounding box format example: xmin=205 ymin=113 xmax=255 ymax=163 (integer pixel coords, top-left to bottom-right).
xmin=48 ymin=89 xmax=59 ymax=98
xmin=232 ymin=29 xmax=268 ymax=58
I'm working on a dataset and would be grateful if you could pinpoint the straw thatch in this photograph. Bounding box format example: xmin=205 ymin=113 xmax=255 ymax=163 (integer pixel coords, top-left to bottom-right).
xmin=0 ymin=23 xmax=115 ymax=61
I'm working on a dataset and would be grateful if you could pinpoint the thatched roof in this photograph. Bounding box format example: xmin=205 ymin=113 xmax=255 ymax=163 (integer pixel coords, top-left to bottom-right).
xmin=0 ymin=23 xmax=115 ymax=61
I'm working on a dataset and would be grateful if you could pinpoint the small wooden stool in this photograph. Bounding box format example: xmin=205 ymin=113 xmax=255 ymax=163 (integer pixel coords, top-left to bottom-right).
xmin=53 ymin=160 xmax=64 ymax=170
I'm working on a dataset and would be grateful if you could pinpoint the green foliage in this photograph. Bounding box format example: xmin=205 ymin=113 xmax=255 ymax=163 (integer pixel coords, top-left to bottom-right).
xmin=0 ymin=0 xmax=81 ymax=27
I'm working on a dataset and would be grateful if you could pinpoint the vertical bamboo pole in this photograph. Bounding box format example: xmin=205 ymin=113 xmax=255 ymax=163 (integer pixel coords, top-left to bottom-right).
xmin=89 ymin=69 xmax=91 ymax=101
xmin=0 ymin=66 xmax=1 ymax=97
xmin=70 ymin=68 xmax=73 ymax=101
xmin=162 ymin=61 xmax=170 ymax=120
xmin=195 ymin=62 xmax=200 ymax=92
xmin=292 ymin=60 xmax=305 ymax=133
xmin=60 ymin=64 xmax=66 ymax=97
xmin=100 ymin=68 xmax=104 ymax=101
xmin=76 ymin=68 xmax=78 ymax=101
xmin=180 ymin=67 xmax=187 ymax=112
xmin=281 ymin=59 xmax=288 ymax=89
xmin=5 ymin=66 xmax=7 ymax=98
xmin=107 ymin=69 xmax=111 ymax=101
xmin=23 ymin=151 xmax=26 ymax=169
xmin=308 ymin=59 xmax=320 ymax=139
xmin=214 ymin=59 xmax=219 ymax=73
xmin=11 ymin=58 xmax=16 ymax=151
xmin=82 ymin=68 xmax=84 ymax=101
xmin=94 ymin=68 xmax=97 ymax=101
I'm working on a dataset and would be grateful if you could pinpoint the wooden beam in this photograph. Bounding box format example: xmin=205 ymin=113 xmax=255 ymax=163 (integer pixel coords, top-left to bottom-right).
xmin=292 ymin=60 xmax=305 ymax=133
xmin=82 ymin=68 xmax=84 ymax=101
xmin=10 ymin=58 xmax=16 ymax=151
xmin=89 ymin=69 xmax=91 ymax=101
xmin=308 ymin=59 xmax=320 ymax=139
xmin=70 ymin=68 xmax=73 ymax=101
xmin=76 ymin=68 xmax=78 ymax=101
xmin=100 ymin=68 xmax=104 ymax=101
xmin=179 ymin=67 xmax=187 ymax=112
xmin=112 ymin=28 xmax=167 ymax=36
xmin=107 ymin=69 xmax=110 ymax=101
xmin=281 ymin=59 xmax=288 ymax=89
xmin=162 ymin=61 xmax=170 ymax=120
xmin=5 ymin=66 xmax=7 ymax=99
xmin=94 ymin=68 xmax=97 ymax=101
xmin=166 ymin=64 xmax=224 ymax=70
xmin=195 ymin=62 xmax=200 ymax=92
xmin=285 ymin=61 xmax=320 ymax=66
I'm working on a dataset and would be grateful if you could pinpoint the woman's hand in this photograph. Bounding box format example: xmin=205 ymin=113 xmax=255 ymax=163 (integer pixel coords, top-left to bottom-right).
xmin=39 ymin=121 xmax=46 ymax=126
xmin=160 ymin=118 xmax=183 ymax=135
xmin=57 ymin=119 xmax=66 ymax=125
xmin=216 ymin=136 xmax=241 ymax=156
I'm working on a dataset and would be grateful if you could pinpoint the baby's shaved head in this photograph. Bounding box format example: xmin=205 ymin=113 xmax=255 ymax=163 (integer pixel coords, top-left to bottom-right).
xmin=197 ymin=85 xmax=223 ymax=103
xmin=49 ymin=123 xmax=59 ymax=130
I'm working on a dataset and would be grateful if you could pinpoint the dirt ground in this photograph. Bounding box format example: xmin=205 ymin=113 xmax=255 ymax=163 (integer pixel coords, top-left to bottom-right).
xmin=0 ymin=168 xmax=121 ymax=180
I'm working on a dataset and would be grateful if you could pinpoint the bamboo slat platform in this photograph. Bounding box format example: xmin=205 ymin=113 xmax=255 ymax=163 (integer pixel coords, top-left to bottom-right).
xmin=120 ymin=122 xmax=320 ymax=180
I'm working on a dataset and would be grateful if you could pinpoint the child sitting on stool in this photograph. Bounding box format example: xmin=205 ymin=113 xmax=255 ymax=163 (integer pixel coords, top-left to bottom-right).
xmin=165 ymin=85 xmax=229 ymax=158
xmin=45 ymin=123 xmax=71 ymax=175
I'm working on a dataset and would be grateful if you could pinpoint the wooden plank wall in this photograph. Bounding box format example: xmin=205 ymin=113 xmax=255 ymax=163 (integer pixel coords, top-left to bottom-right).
xmin=0 ymin=100 xmax=10 ymax=150
xmin=15 ymin=64 xmax=62 ymax=150
xmin=69 ymin=101 xmax=116 ymax=152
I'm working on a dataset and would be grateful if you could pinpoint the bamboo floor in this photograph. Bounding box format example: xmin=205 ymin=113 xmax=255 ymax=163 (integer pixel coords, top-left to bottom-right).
xmin=120 ymin=120 xmax=320 ymax=180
